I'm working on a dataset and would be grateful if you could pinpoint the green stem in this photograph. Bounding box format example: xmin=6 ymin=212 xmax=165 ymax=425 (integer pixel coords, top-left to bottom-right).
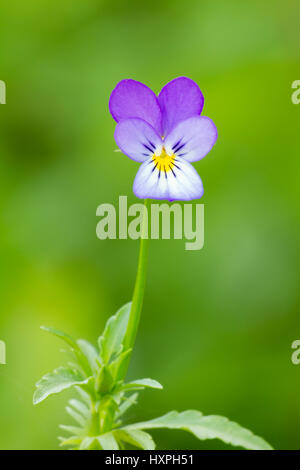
xmin=122 ymin=199 xmax=150 ymax=368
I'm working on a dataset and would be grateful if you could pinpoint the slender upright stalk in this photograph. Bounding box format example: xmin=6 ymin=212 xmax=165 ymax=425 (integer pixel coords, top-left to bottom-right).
xmin=117 ymin=199 xmax=150 ymax=382
xmin=123 ymin=199 xmax=150 ymax=353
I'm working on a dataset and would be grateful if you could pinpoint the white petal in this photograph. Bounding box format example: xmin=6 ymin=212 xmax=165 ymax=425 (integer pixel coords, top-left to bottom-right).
xmin=133 ymin=157 xmax=204 ymax=201
xmin=167 ymin=157 xmax=204 ymax=200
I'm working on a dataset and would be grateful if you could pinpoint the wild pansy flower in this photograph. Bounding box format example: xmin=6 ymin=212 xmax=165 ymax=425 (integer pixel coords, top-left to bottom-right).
xmin=109 ymin=77 xmax=218 ymax=201
xmin=33 ymin=77 xmax=273 ymax=451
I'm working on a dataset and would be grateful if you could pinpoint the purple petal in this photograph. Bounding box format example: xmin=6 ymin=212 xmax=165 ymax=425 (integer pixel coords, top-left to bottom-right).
xmin=158 ymin=77 xmax=204 ymax=136
xmin=114 ymin=118 xmax=162 ymax=163
xmin=109 ymin=79 xmax=162 ymax=135
xmin=164 ymin=116 xmax=218 ymax=163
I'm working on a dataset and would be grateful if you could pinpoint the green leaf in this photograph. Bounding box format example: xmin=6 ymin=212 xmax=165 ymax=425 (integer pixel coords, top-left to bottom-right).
xmin=75 ymin=386 xmax=91 ymax=405
xmin=79 ymin=437 xmax=96 ymax=450
xmin=41 ymin=326 xmax=78 ymax=350
xmin=33 ymin=367 xmax=89 ymax=405
xmin=96 ymin=365 xmax=114 ymax=394
xmin=67 ymin=361 xmax=84 ymax=373
xmin=98 ymin=302 xmax=131 ymax=364
xmin=59 ymin=424 xmax=84 ymax=436
xmin=117 ymin=393 xmax=139 ymax=419
xmin=79 ymin=376 xmax=96 ymax=399
xmin=109 ymin=348 xmax=132 ymax=381
xmin=121 ymin=378 xmax=163 ymax=391
xmin=77 ymin=339 xmax=99 ymax=373
xmin=124 ymin=410 xmax=273 ymax=450
xmin=41 ymin=326 xmax=93 ymax=377
xmin=68 ymin=399 xmax=89 ymax=418
xmin=99 ymin=396 xmax=119 ymax=433
xmin=96 ymin=433 xmax=119 ymax=450
xmin=66 ymin=406 xmax=86 ymax=427
xmin=114 ymin=429 xmax=155 ymax=450
xmin=58 ymin=436 xmax=82 ymax=447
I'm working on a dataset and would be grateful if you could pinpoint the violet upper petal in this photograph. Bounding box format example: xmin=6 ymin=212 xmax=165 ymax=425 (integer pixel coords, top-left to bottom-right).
xmin=109 ymin=79 xmax=162 ymax=135
xmin=158 ymin=77 xmax=204 ymax=136
xmin=114 ymin=118 xmax=162 ymax=163
xmin=164 ymin=116 xmax=218 ymax=163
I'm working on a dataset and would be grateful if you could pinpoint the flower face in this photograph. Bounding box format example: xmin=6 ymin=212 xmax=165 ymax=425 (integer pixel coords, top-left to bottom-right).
xmin=109 ymin=77 xmax=218 ymax=201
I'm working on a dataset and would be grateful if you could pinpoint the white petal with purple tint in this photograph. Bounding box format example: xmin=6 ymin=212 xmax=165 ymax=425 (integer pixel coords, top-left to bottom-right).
xmin=164 ymin=116 xmax=218 ymax=163
xmin=114 ymin=118 xmax=162 ymax=163
xmin=133 ymin=156 xmax=204 ymax=201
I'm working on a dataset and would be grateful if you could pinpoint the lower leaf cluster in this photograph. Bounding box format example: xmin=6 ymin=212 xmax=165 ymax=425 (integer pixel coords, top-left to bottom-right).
xmin=33 ymin=302 xmax=273 ymax=450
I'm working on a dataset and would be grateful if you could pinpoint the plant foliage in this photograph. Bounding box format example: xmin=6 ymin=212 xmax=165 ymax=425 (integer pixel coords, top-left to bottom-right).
xmin=34 ymin=302 xmax=273 ymax=450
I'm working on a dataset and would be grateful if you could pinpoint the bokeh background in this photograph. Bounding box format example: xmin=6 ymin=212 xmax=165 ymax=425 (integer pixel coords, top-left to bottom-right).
xmin=0 ymin=0 xmax=300 ymax=450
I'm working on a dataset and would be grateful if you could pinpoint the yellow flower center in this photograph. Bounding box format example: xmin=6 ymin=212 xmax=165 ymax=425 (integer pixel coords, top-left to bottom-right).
xmin=152 ymin=148 xmax=175 ymax=173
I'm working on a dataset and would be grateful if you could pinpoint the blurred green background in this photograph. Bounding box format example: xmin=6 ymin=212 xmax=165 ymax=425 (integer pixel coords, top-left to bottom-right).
xmin=0 ymin=0 xmax=300 ymax=450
